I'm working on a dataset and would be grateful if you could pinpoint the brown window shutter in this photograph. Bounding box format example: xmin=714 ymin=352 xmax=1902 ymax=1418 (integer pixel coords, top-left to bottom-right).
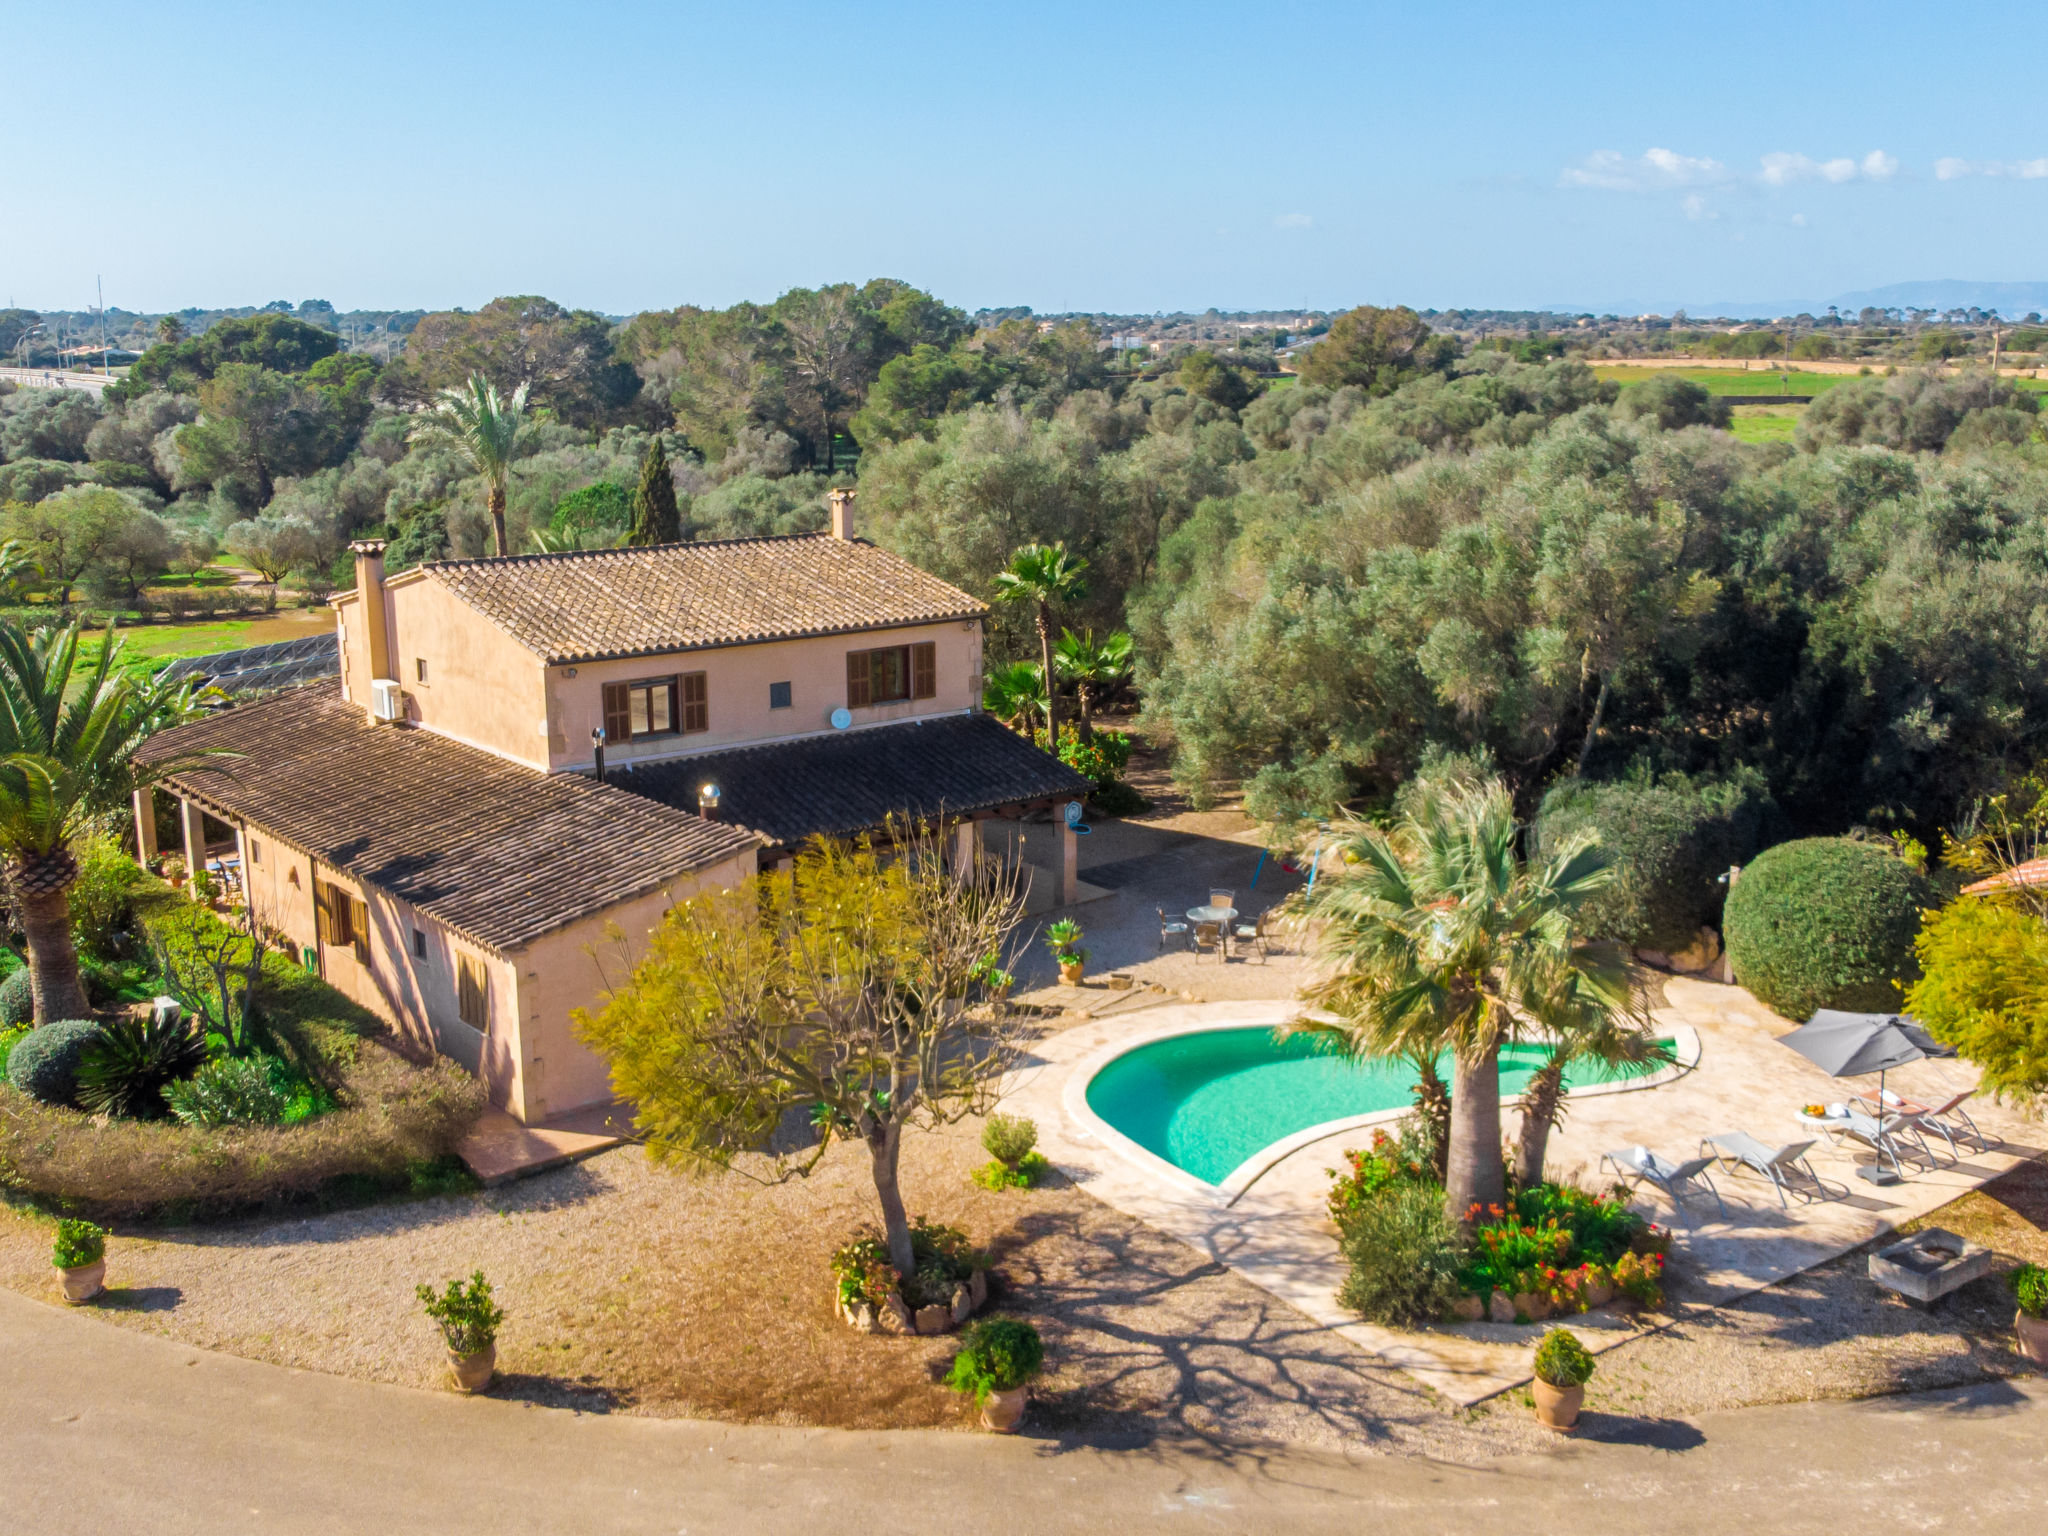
xmin=350 ymin=896 xmax=370 ymax=964
xmin=602 ymin=681 xmax=632 ymax=741
xmin=845 ymin=650 xmax=870 ymax=708
xmin=457 ymin=953 xmax=487 ymax=1029
xmin=681 ymin=671 xmax=708 ymax=733
xmin=313 ymin=882 xmax=334 ymax=944
xmin=911 ymin=642 xmax=936 ymax=700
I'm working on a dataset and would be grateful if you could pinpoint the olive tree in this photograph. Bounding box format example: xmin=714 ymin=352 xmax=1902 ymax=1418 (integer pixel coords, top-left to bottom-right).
xmin=575 ymin=822 xmax=1025 ymax=1277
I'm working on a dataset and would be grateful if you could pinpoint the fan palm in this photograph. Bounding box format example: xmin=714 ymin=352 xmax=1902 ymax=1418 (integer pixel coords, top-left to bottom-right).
xmin=1297 ymin=774 xmax=1634 ymax=1231
xmin=1509 ymin=964 xmax=1668 ymax=1187
xmin=0 ymin=620 xmax=222 ymax=1023
xmin=1052 ymin=628 xmax=1132 ymax=742
xmin=409 ymin=373 xmax=530 ymax=557
xmin=982 ymin=660 xmax=1048 ymax=734
xmin=993 ymin=543 xmax=1088 ymax=749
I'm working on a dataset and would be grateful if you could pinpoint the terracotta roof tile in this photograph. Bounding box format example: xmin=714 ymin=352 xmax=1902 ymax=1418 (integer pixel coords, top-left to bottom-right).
xmin=615 ymin=713 xmax=1091 ymax=847
xmin=140 ymin=685 xmax=759 ymax=952
xmin=424 ymin=534 xmax=986 ymax=665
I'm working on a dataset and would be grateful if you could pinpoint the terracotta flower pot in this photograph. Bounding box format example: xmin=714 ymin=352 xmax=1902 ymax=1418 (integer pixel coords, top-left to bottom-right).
xmin=1058 ymin=962 xmax=1084 ymax=986
xmin=981 ymin=1386 xmax=1027 ymax=1433
xmin=1532 ymin=1378 xmax=1583 ymax=1431
xmin=448 ymin=1343 xmax=496 ymax=1393
xmin=2018 ymin=1310 xmax=2048 ymax=1365
xmin=57 ymin=1258 xmax=104 ymax=1305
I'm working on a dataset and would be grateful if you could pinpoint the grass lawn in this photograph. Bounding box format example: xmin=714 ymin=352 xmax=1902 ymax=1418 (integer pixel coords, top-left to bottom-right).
xmin=74 ymin=607 xmax=333 ymax=679
xmin=1594 ymin=366 xmax=1857 ymax=397
xmin=1727 ymin=406 xmax=1803 ymax=444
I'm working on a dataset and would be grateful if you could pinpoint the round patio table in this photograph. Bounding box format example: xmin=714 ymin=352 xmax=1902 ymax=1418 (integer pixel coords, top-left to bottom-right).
xmin=1186 ymin=905 xmax=1237 ymax=956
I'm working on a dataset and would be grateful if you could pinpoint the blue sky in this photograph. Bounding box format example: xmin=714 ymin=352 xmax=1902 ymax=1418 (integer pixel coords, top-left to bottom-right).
xmin=6 ymin=0 xmax=2047 ymax=316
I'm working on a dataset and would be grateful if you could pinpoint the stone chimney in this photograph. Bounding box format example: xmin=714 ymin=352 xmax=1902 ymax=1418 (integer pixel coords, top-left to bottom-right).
xmin=827 ymin=487 xmax=856 ymax=541
xmin=350 ymin=539 xmax=393 ymax=702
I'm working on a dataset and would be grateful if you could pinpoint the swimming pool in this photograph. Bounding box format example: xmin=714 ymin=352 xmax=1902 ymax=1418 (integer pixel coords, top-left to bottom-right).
xmin=1083 ymin=1027 xmax=1675 ymax=1187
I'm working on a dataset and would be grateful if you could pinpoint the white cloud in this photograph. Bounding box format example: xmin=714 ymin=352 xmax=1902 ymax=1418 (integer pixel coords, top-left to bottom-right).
xmin=1936 ymin=156 xmax=2048 ymax=180
xmin=1561 ymin=147 xmax=1729 ymax=191
xmin=1760 ymin=152 xmax=1879 ymax=184
xmin=1682 ymin=193 xmax=1715 ymax=221
xmin=1863 ymin=150 xmax=1898 ymax=179
xmin=1273 ymin=213 xmax=1313 ymax=229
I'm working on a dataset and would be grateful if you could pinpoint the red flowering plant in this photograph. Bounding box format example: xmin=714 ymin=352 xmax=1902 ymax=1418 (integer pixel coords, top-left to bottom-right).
xmin=1612 ymin=1250 xmax=1665 ymax=1307
xmin=1458 ymin=1206 xmax=1574 ymax=1297
xmin=1326 ymin=1127 xmax=1433 ymax=1226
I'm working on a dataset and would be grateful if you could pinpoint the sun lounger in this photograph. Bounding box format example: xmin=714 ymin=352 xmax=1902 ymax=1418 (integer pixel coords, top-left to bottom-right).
xmin=1858 ymin=1088 xmax=2001 ymax=1155
xmin=1700 ymin=1132 xmax=1827 ymax=1207
xmin=1838 ymin=1108 xmax=1934 ymax=1178
xmin=1600 ymin=1145 xmax=1726 ymax=1223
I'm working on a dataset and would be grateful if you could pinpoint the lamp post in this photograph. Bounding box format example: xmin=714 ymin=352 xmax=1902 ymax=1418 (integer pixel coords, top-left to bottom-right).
xmin=590 ymin=727 xmax=606 ymax=785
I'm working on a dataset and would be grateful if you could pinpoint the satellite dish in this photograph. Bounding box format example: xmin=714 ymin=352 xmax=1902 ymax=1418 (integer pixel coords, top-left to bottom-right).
xmin=830 ymin=707 xmax=853 ymax=730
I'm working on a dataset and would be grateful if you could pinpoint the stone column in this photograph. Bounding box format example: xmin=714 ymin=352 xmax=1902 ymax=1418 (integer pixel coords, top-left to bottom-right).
xmin=132 ymin=787 xmax=158 ymax=863
xmin=179 ymin=797 xmax=207 ymax=901
xmin=952 ymin=818 xmax=980 ymax=879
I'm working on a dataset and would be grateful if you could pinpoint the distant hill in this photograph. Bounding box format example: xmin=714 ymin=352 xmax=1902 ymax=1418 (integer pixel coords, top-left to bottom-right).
xmin=1678 ymin=280 xmax=2048 ymax=320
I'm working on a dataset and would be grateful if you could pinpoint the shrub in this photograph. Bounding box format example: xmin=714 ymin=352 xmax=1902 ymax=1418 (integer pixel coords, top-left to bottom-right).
xmin=2011 ymin=1263 xmax=2048 ymax=1318
xmin=1533 ymin=1327 xmax=1596 ymax=1388
xmin=1611 ymin=1250 xmax=1665 ymax=1308
xmin=971 ymin=1152 xmax=1049 ymax=1190
xmin=69 ymin=834 xmax=152 ymax=961
xmin=1536 ymin=770 xmax=1772 ymax=952
xmin=830 ymin=1234 xmax=901 ymax=1309
xmin=0 ymin=1025 xmax=24 ymax=1078
xmin=161 ymin=1053 xmax=289 ymax=1126
xmin=416 ymin=1270 xmax=503 ymax=1355
xmin=53 ymin=1218 xmax=105 ymax=1270
xmin=945 ymin=1318 xmax=1044 ymax=1404
xmin=1335 ymin=1181 xmax=1464 ymax=1326
xmin=1723 ymin=837 xmax=1933 ymax=1018
xmin=6 ymin=1019 xmax=103 ymax=1106
xmin=75 ymin=1012 xmax=207 ymax=1120
xmin=1086 ymin=779 xmax=1150 ymax=817
xmin=1327 ymin=1124 xmax=1435 ymax=1224
xmin=0 ymin=967 xmax=34 ymax=1027
xmin=982 ymin=1114 xmax=1039 ymax=1168
xmin=1903 ymin=898 xmax=2048 ymax=1103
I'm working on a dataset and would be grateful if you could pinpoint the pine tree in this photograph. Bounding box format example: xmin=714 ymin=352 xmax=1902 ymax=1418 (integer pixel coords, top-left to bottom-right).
xmin=628 ymin=438 xmax=683 ymax=546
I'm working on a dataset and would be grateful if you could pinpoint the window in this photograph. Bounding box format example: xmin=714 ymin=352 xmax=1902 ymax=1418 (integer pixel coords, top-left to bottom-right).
xmin=248 ymin=839 xmax=262 ymax=865
xmin=416 ymin=657 xmax=428 ymax=683
xmin=412 ymin=928 xmax=428 ymax=960
xmin=681 ymin=670 xmax=708 ymax=733
xmin=768 ymin=680 xmax=792 ymax=710
xmin=846 ymin=642 xmax=936 ymax=708
xmin=314 ymin=881 xmax=370 ymax=965
xmin=457 ymin=952 xmax=488 ymax=1030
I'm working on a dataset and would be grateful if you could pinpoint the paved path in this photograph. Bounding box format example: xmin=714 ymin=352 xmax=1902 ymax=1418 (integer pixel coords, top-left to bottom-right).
xmin=0 ymin=1286 xmax=2042 ymax=1533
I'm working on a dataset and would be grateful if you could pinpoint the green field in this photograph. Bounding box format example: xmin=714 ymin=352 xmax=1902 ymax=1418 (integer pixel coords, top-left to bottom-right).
xmin=70 ymin=609 xmax=333 ymax=680
xmin=1726 ymin=407 xmax=1802 ymax=444
xmin=1592 ymin=366 xmax=1855 ymax=397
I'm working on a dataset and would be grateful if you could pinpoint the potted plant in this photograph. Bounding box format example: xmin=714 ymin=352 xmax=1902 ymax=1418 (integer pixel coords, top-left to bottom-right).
xmin=53 ymin=1218 xmax=106 ymax=1304
xmin=417 ymin=1270 xmax=505 ymax=1393
xmin=1531 ymin=1326 xmax=1595 ymax=1431
xmin=947 ymin=1317 xmax=1045 ymax=1432
xmin=973 ymin=1113 xmax=1050 ymax=1190
xmin=1045 ymin=919 xmax=1086 ymax=985
xmin=2014 ymin=1263 xmax=2048 ymax=1364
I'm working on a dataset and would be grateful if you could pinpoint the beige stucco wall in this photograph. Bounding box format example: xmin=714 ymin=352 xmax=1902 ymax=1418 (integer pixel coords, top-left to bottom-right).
xmin=334 ymin=574 xmax=551 ymax=769
xmin=542 ymin=618 xmax=984 ymax=773
xmin=173 ymin=789 xmax=758 ymax=1124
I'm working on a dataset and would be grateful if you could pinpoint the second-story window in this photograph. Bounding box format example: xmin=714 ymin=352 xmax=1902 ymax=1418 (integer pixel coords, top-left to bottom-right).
xmin=602 ymin=673 xmax=708 ymax=740
xmin=846 ymin=642 xmax=936 ymax=707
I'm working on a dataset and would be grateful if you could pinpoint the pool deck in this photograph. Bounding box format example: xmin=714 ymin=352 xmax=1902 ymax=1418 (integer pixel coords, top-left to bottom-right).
xmin=1003 ymin=977 xmax=2042 ymax=1406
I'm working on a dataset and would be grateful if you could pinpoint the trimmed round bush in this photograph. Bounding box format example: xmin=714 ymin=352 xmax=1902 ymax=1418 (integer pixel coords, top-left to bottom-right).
xmin=1724 ymin=838 xmax=1933 ymax=1019
xmin=0 ymin=967 xmax=35 ymax=1028
xmin=5 ymin=1019 xmax=104 ymax=1107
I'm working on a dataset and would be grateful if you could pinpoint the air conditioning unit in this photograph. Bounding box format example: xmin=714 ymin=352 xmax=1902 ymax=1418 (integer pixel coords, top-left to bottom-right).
xmin=370 ymin=678 xmax=403 ymax=722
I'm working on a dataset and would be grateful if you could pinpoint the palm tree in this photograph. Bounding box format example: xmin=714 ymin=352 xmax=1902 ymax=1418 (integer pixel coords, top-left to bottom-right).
xmin=409 ymin=373 xmax=530 ymax=557
xmin=993 ymin=543 xmax=1088 ymax=750
xmin=1510 ymin=971 xmax=1667 ymax=1188
xmin=0 ymin=621 xmax=221 ymax=1023
xmin=981 ymin=660 xmax=1048 ymax=734
xmin=1297 ymin=774 xmax=1631 ymax=1231
xmin=1053 ymin=628 xmax=1132 ymax=742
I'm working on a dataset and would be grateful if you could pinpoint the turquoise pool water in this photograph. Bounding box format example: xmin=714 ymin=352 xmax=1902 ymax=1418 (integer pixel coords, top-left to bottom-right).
xmin=1084 ymin=1028 xmax=1669 ymax=1186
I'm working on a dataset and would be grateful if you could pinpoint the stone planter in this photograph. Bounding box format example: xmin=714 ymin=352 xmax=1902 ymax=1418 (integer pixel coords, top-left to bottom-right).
xmin=1582 ymin=1280 xmax=1615 ymax=1309
xmin=2018 ymin=1310 xmax=2048 ymax=1365
xmin=57 ymin=1258 xmax=104 ymax=1305
xmin=1869 ymin=1229 xmax=1992 ymax=1310
xmin=842 ymin=1269 xmax=988 ymax=1336
xmin=1058 ymin=962 xmax=1084 ymax=986
xmin=448 ymin=1343 xmax=496 ymax=1393
xmin=1532 ymin=1378 xmax=1583 ymax=1431
xmin=1510 ymin=1291 xmax=1553 ymax=1322
xmin=980 ymin=1386 xmax=1028 ymax=1433
xmin=1449 ymin=1293 xmax=1486 ymax=1323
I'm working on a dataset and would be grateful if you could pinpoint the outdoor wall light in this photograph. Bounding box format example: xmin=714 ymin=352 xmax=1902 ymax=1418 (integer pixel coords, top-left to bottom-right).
xmin=698 ymin=782 xmax=722 ymax=817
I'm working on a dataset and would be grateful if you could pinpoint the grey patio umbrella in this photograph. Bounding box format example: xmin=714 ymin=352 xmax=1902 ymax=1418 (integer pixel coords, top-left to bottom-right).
xmin=1778 ymin=1010 xmax=1955 ymax=1182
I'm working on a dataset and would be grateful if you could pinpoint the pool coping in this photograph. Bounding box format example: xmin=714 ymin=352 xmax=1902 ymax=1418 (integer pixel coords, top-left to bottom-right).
xmin=1062 ymin=1015 xmax=1704 ymax=1210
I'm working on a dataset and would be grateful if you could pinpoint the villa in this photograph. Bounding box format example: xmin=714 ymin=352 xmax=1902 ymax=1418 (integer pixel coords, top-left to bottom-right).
xmin=136 ymin=492 xmax=1088 ymax=1126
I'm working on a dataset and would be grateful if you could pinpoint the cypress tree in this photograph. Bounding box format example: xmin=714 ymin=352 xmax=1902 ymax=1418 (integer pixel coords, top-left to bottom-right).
xmin=628 ymin=438 xmax=683 ymax=546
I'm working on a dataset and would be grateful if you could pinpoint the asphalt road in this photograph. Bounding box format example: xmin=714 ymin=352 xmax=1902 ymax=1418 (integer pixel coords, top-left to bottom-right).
xmin=2 ymin=1286 xmax=2041 ymax=1534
